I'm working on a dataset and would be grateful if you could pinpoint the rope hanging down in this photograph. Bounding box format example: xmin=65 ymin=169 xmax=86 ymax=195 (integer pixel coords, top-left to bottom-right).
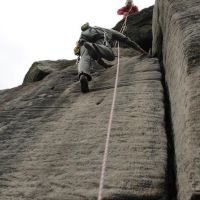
xmin=119 ymin=15 xmax=128 ymax=34
xmin=97 ymin=15 xmax=129 ymax=200
xmin=114 ymin=14 xmax=129 ymax=47
xmin=120 ymin=4 xmax=133 ymax=35
xmin=97 ymin=42 xmax=121 ymax=200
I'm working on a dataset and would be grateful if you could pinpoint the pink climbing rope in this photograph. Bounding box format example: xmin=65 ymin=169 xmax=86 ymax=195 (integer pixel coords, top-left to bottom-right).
xmin=120 ymin=4 xmax=133 ymax=34
xmin=114 ymin=12 xmax=129 ymax=47
xmin=120 ymin=15 xmax=128 ymax=34
xmin=97 ymin=42 xmax=121 ymax=200
xmin=97 ymin=12 xmax=131 ymax=199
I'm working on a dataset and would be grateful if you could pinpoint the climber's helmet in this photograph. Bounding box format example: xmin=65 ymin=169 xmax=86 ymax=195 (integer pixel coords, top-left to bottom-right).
xmin=126 ymin=0 xmax=133 ymax=6
xmin=81 ymin=22 xmax=90 ymax=31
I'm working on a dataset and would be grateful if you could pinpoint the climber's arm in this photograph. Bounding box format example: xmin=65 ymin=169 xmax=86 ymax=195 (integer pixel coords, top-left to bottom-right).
xmin=122 ymin=37 xmax=147 ymax=54
xmin=108 ymin=28 xmax=127 ymax=41
xmin=109 ymin=29 xmax=147 ymax=54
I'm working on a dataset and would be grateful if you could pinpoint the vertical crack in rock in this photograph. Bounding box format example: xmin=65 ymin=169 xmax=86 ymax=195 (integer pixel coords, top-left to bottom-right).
xmin=160 ymin=61 xmax=177 ymax=200
xmin=152 ymin=1 xmax=200 ymax=199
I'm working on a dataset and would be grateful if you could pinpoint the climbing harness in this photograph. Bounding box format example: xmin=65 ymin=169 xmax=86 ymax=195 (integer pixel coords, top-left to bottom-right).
xmin=76 ymin=56 xmax=80 ymax=65
xmin=97 ymin=42 xmax=121 ymax=200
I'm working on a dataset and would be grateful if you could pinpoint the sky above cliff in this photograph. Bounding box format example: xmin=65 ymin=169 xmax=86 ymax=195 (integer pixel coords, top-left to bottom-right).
xmin=0 ymin=0 xmax=155 ymax=90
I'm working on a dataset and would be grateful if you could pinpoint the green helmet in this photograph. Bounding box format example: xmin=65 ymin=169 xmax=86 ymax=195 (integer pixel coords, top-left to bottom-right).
xmin=81 ymin=22 xmax=90 ymax=31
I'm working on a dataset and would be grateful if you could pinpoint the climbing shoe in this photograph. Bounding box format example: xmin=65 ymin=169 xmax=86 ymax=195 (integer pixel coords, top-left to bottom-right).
xmin=80 ymin=74 xmax=89 ymax=93
xmin=84 ymin=42 xmax=99 ymax=60
xmin=97 ymin=58 xmax=113 ymax=68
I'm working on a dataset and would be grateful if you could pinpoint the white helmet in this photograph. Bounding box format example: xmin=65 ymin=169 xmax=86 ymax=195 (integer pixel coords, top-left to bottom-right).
xmin=126 ymin=0 xmax=133 ymax=5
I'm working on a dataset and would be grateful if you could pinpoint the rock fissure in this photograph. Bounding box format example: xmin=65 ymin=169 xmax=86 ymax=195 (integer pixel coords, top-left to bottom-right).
xmin=152 ymin=1 xmax=200 ymax=199
xmin=160 ymin=61 xmax=177 ymax=200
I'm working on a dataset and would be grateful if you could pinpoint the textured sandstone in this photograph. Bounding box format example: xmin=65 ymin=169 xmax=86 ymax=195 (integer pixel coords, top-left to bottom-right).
xmin=23 ymin=60 xmax=76 ymax=84
xmin=0 ymin=48 xmax=167 ymax=199
xmin=1 ymin=1 xmax=199 ymax=198
xmin=152 ymin=0 xmax=200 ymax=200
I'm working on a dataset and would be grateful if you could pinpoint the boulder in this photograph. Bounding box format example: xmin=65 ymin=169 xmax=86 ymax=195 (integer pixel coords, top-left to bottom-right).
xmin=23 ymin=59 xmax=76 ymax=84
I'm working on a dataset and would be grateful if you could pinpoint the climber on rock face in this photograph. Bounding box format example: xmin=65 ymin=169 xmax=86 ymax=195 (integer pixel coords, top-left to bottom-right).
xmin=117 ymin=0 xmax=139 ymax=18
xmin=74 ymin=22 xmax=147 ymax=93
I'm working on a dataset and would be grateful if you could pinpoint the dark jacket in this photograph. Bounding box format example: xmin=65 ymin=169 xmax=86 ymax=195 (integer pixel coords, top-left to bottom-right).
xmin=79 ymin=26 xmax=128 ymax=47
xmin=78 ymin=26 xmax=146 ymax=54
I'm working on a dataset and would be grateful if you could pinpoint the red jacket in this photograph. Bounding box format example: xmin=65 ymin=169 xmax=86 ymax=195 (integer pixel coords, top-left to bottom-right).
xmin=117 ymin=5 xmax=139 ymax=18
